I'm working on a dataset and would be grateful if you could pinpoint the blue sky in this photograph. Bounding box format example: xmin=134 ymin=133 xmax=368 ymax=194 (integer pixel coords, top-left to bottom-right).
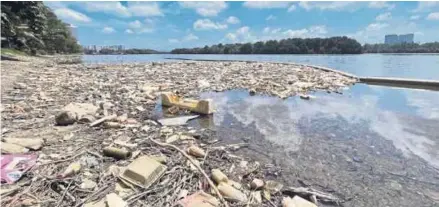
xmin=44 ymin=1 xmax=439 ymax=51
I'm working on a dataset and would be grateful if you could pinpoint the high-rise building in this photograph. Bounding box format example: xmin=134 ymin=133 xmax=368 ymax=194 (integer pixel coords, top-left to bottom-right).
xmin=399 ymin=34 xmax=414 ymax=43
xmin=384 ymin=34 xmax=414 ymax=44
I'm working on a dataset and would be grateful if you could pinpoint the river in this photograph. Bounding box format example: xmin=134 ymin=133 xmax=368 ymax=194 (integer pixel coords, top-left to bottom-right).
xmin=84 ymin=54 xmax=439 ymax=206
xmin=83 ymin=53 xmax=439 ymax=80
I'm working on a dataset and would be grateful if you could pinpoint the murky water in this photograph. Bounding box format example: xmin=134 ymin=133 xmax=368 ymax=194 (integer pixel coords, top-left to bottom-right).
xmin=90 ymin=53 xmax=439 ymax=205
xmin=195 ymin=85 xmax=439 ymax=168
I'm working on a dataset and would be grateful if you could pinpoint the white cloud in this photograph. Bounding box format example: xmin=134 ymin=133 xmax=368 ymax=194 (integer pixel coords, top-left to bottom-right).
xmin=410 ymin=15 xmax=420 ymax=20
xmin=226 ymin=16 xmax=240 ymax=24
xmin=243 ymin=1 xmax=291 ymax=9
xmin=266 ymin=15 xmax=276 ymax=21
xmin=179 ymin=2 xmax=227 ymax=17
xmin=128 ymin=20 xmax=143 ymax=29
xmin=125 ymin=19 xmax=155 ymax=34
xmin=287 ymin=5 xmax=296 ymax=12
xmin=127 ymin=2 xmax=163 ymax=17
xmin=54 ymin=8 xmax=92 ymax=23
xmin=125 ymin=29 xmax=134 ymax=34
xmin=298 ymin=1 xmax=358 ymax=11
xmin=81 ymin=2 xmax=163 ymax=17
xmin=412 ymin=2 xmax=439 ymax=12
xmin=263 ymin=27 xmax=281 ymax=34
xmin=169 ymin=33 xmax=199 ymax=43
xmin=368 ymin=1 xmax=395 ymax=10
xmin=376 ymin=12 xmax=392 ymax=21
xmin=82 ymin=2 xmax=130 ymax=17
xmin=102 ymin=27 xmax=115 ymax=34
xmin=309 ymin=25 xmax=328 ymax=34
xmin=183 ymin=33 xmax=199 ymax=41
xmin=366 ymin=23 xmax=389 ymax=31
xmin=283 ymin=29 xmax=309 ymax=38
xmin=225 ymin=26 xmax=255 ymax=43
xmin=225 ymin=33 xmax=237 ymax=41
xmin=168 ymin=39 xmax=180 ymax=43
xmin=426 ymin=12 xmax=439 ymax=20
xmin=193 ymin=19 xmax=227 ymax=30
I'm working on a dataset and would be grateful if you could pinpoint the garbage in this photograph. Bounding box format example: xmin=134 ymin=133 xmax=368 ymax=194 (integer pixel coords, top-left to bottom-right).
xmin=3 ymin=138 xmax=44 ymax=150
xmin=0 ymin=58 xmax=357 ymax=206
xmin=212 ymin=169 xmax=229 ymax=184
xmin=250 ymin=178 xmax=264 ymax=190
xmin=217 ymin=182 xmax=248 ymax=203
xmin=250 ymin=191 xmax=262 ymax=204
xmin=55 ymin=103 xmax=98 ymax=126
xmin=0 ymin=154 xmax=37 ymax=184
xmin=84 ymin=199 xmax=106 ymax=207
xmin=178 ymin=191 xmax=220 ymax=207
xmin=187 ymin=145 xmax=206 ymax=158
xmin=103 ymin=147 xmax=132 ymax=159
xmin=106 ymin=193 xmax=127 ymax=207
xmin=103 ymin=121 xmax=124 ymax=129
xmin=265 ymin=180 xmax=284 ymax=193
xmin=90 ymin=114 xmax=117 ymax=127
xmin=120 ymin=156 xmax=167 ymax=188
xmin=1 ymin=142 xmax=29 ymax=154
xmin=59 ymin=162 xmax=81 ymax=178
xmin=80 ymin=178 xmax=97 ymax=189
xmin=282 ymin=196 xmax=317 ymax=207
xmin=78 ymin=114 xmax=96 ymax=123
xmin=161 ymin=92 xmax=214 ymax=115
xmin=157 ymin=115 xmax=199 ymax=126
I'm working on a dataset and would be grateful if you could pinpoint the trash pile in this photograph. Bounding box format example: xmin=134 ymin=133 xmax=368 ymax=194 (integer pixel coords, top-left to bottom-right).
xmin=1 ymin=57 xmax=345 ymax=206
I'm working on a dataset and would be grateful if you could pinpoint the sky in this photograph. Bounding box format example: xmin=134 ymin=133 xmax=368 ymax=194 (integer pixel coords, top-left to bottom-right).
xmin=44 ymin=1 xmax=439 ymax=51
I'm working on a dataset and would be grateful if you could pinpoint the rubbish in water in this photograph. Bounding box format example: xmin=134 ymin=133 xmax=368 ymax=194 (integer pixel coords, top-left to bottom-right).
xmin=1 ymin=142 xmax=29 ymax=154
xmin=217 ymin=182 xmax=248 ymax=202
xmin=0 ymin=154 xmax=37 ymax=184
xmin=187 ymin=145 xmax=206 ymax=158
xmin=103 ymin=147 xmax=132 ymax=159
xmin=161 ymin=92 xmax=214 ymax=115
xmin=282 ymin=196 xmax=317 ymax=207
xmin=157 ymin=115 xmax=199 ymax=126
xmin=177 ymin=191 xmax=220 ymax=207
xmin=3 ymin=138 xmax=44 ymax=150
xmin=120 ymin=156 xmax=167 ymax=188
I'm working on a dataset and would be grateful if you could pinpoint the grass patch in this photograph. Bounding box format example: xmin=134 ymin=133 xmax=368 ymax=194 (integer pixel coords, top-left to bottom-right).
xmin=1 ymin=48 xmax=28 ymax=56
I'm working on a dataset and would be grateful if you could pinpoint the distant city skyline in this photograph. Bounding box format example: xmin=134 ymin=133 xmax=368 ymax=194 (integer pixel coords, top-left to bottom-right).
xmin=385 ymin=33 xmax=415 ymax=44
xmin=45 ymin=1 xmax=439 ymax=50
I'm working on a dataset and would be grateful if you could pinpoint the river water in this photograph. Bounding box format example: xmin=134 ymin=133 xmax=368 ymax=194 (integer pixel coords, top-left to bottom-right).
xmin=84 ymin=54 xmax=439 ymax=206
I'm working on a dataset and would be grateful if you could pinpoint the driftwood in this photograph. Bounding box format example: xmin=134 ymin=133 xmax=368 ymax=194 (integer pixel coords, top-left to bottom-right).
xmin=282 ymin=186 xmax=341 ymax=204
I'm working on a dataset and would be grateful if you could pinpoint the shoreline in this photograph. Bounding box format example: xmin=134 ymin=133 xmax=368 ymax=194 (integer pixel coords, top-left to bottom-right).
xmin=2 ymin=56 xmax=438 ymax=207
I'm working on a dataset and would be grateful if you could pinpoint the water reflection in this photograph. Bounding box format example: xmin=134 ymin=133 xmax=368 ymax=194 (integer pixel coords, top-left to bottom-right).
xmin=199 ymin=85 xmax=439 ymax=168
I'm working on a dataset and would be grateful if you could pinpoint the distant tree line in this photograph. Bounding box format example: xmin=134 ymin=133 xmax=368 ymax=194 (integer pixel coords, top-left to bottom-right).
xmin=83 ymin=48 xmax=163 ymax=55
xmin=1 ymin=1 xmax=82 ymax=55
xmin=363 ymin=42 xmax=439 ymax=53
xmin=171 ymin=36 xmax=363 ymax=54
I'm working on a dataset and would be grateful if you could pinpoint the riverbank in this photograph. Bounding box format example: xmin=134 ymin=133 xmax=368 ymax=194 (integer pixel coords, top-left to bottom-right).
xmin=2 ymin=56 xmax=438 ymax=207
